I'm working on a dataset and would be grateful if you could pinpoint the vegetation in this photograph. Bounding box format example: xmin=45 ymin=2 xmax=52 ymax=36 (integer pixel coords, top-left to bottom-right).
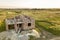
xmin=29 ymin=36 xmax=36 ymax=40
xmin=0 ymin=9 xmax=60 ymax=36
xmin=0 ymin=20 xmax=6 ymax=32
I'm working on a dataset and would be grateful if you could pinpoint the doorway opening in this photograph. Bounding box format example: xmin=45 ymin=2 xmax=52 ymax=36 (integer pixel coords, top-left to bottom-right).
xmin=8 ymin=24 xmax=14 ymax=30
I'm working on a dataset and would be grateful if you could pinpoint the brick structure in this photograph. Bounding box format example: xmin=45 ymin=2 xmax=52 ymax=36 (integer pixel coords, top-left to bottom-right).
xmin=5 ymin=15 xmax=35 ymax=32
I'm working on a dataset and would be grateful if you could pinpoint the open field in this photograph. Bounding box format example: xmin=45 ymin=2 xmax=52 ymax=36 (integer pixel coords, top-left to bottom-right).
xmin=0 ymin=9 xmax=60 ymax=36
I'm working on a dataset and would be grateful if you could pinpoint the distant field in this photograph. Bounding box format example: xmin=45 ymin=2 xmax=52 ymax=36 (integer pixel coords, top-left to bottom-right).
xmin=0 ymin=9 xmax=60 ymax=36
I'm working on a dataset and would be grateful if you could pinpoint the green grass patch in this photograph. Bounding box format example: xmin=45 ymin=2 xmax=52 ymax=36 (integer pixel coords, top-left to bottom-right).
xmin=36 ymin=20 xmax=60 ymax=36
xmin=0 ymin=21 xmax=6 ymax=32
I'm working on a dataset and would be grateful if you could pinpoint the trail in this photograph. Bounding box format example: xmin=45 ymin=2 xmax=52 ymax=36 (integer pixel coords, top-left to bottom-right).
xmin=36 ymin=22 xmax=60 ymax=40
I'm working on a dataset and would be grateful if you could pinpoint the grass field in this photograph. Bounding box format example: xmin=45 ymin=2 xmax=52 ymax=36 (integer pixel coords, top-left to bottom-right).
xmin=0 ymin=9 xmax=60 ymax=36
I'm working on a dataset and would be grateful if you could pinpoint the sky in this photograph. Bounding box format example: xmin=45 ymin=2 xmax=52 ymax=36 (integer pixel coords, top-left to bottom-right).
xmin=0 ymin=0 xmax=60 ymax=8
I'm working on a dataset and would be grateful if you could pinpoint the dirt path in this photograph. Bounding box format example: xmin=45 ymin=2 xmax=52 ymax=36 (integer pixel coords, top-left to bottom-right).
xmin=36 ymin=22 xmax=60 ymax=40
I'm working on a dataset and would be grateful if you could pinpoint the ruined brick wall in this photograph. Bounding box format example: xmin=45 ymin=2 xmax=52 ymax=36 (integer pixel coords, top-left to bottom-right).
xmin=5 ymin=15 xmax=35 ymax=32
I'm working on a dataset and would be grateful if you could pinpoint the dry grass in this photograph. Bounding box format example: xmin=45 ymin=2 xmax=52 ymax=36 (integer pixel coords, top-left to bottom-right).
xmin=0 ymin=9 xmax=60 ymax=35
